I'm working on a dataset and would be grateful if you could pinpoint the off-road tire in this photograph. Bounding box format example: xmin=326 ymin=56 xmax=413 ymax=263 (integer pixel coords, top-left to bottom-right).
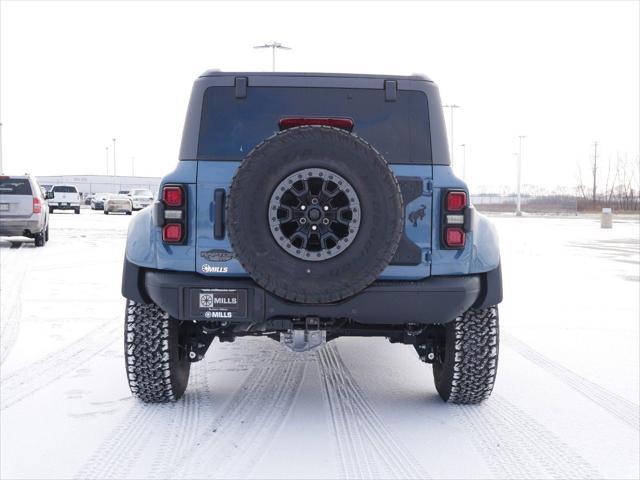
xmin=227 ymin=125 xmax=404 ymax=304
xmin=124 ymin=300 xmax=191 ymax=403
xmin=432 ymin=306 xmax=499 ymax=404
xmin=34 ymin=232 xmax=45 ymax=247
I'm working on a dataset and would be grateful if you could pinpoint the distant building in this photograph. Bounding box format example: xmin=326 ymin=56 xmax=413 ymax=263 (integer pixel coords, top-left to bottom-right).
xmin=36 ymin=174 xmax=161 ymax=197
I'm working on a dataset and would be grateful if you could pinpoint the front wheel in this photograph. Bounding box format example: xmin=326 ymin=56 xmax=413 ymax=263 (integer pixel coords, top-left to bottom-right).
xmin=74 ymin=207 xmax=80 ymax=214
xmin=124 ymin=300 xmax=191 ymax=402
xmin=432 ymin=306 xmax=499 ymax=404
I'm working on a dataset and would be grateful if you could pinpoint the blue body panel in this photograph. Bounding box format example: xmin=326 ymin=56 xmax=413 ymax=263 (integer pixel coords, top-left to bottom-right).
xmin=430 ymin=166 xmax=500 ymax=275
xmin=126 ymin=161 xmax=198 ymax=272
xmin=193 ymin=162 xmax=434 ymax=280
xmin=125 ymin=161 xmax=499 ymax=278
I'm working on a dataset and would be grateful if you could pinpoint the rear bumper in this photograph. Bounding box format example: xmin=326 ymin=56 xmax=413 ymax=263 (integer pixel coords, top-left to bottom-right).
xmin=50 ymin=203 xmax=79 ymax=209
xmin=123 ymin=259 xmax=502 ymax=325
xmin=0 ymin=217 xmax=44 ymax=236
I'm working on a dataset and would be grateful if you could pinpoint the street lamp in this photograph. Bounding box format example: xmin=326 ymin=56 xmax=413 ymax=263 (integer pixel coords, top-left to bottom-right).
xmin=459 ymin=143 xmax=466 ymax=180
xmin=112 ymin=138 xmax=116 ymax=176
xmin=253 ymin=42 xmax=292 ymax=72
xmin=516 ymin=135 xmax=526 ymax=216
xmin=105 ymin=146 xmax=109 ymax=175
xmin=442 ymin=104 xmax=461 ymax=166
xmin=0 ymin=122 xmax=3 ymax=174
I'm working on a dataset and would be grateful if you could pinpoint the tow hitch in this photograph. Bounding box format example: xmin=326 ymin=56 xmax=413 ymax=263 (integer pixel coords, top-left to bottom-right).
xmin=280 ymin=317 xmax=327 ymax=352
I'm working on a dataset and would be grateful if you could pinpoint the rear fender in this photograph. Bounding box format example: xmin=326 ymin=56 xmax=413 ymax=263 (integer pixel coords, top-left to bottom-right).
xmin=124 ymin=161 xmax=197 ymax=272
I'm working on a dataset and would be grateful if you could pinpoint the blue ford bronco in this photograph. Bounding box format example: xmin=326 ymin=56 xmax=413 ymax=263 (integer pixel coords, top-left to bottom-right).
xmin=122 ymin=71 xmax=502 ymax=405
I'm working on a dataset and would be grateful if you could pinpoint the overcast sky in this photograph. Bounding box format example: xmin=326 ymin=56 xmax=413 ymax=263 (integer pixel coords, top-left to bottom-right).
xmin=1 ymin=0 xmax=638 ymax=192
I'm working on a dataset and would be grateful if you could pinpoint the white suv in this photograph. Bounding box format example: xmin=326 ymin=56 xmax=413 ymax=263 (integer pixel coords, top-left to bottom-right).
xmin=49 ymin=185 xmax=81 ymax=214
xmin=0 ymin=175 xmax=50 ymax=247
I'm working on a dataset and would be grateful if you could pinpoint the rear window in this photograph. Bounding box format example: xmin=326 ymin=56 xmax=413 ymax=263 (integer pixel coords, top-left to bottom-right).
xmin=52 ymin=186 xmax=78 ymax=193
xmin=0 ymin=178 xmax=32 ymax=195
xmin=197 ymin=86 xmax=431 ymax=164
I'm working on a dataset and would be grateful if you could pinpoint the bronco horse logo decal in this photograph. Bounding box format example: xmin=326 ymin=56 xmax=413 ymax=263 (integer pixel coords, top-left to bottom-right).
xmin=408 ymin=204 xmax=427 ymax=227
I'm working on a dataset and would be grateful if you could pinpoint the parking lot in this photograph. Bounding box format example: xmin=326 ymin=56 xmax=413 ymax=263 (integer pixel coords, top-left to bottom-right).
xmin=1 ymin=209 xmax=639 ymax=479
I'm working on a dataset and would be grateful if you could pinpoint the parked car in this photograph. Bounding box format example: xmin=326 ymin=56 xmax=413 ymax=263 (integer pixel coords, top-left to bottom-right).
xmin=118 ymin=190 xmax=130 ymax=195
xmin=91 ymin=193 xmax=109 ymax=210
xmin=49 ymin=185 xmax=80 ymax=214
xmin=104 ymin=194 xmax=132 ymax=215
xmin=128 ymin=189 xmax=154 ymax=211
xmin=121 ymin=71 xmax=502 ymax=405
xmin=0 ymin=174 xmax=50 ymax=246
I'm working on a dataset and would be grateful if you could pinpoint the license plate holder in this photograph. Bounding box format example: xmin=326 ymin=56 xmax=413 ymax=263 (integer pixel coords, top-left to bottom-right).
xmin=190 ymin=288 xmax=248 ymax=320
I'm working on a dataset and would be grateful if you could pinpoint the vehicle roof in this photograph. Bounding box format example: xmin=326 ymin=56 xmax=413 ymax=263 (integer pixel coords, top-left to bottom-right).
xmin=199 ymin=70 xmax=433 ymax=82
xmin=52 ymin=184 xmax=78 ymax=187
xmin=0 ymin=174 xmax=32 ymax=179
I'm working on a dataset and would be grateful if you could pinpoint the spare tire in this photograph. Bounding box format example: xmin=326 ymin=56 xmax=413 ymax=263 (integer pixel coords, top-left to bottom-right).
xmin=227 ymin=126 xmax=403 ymax=304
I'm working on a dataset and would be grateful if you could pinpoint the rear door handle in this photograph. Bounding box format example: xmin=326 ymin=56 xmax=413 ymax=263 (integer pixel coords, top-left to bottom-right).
xmin=214 ymin=189 xmax=226 ymax=239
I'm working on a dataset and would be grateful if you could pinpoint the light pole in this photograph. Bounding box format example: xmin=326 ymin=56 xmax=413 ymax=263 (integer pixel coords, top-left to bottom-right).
xmin=112 ymin=138 xmax=116 ymax=176
xmin=131 ymin=156 xmax=135 ymax=176
xmin=460 ymin=143 xmax=466 ymax=180
xmin=442 ymin=104 xmax=461 ymax=166
xmin=105 ymin=146 xmax=109 ymax=175
xmin=516 ymin=135 xmax=526 ymax=216
xmin=0 ymin=122 xmax=3 ymax=174
xmin=253 ymin=42 xmax=292 ymax=72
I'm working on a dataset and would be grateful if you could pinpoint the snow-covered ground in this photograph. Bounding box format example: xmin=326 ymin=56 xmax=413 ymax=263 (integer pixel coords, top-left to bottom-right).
xmin=1 ymin=210 xmax=638 ymax=479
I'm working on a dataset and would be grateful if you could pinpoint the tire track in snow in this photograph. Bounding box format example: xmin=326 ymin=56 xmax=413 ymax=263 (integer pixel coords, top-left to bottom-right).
xmin=147 ymin=366 xmax=215 ymax=480
xmin=0 ymin=320 xmax=120 ymax=410
xmin=318 ymin=342 xmax=429 ymax=480
xmin=76 ymin=367 xmax=210 ymax=480
xmin=174 ymin=347 xmax=308 ymax=479
xmin=503 ymin=332 xmax=639 ymax=430
xmin=459 ymin=394 xmax=600 ymax=479
xmin=0 ymin=243 xmax=26 ymax=365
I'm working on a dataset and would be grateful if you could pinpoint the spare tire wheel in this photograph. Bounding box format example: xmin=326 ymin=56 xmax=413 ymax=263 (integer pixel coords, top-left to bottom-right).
xmin=227 ymin=125 xmax=403 ymax=304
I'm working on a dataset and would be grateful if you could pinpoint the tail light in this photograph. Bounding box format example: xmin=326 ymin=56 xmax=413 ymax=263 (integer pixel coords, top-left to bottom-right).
xmin=163 ymin=186 xmax=184 ymax=207
xmin=279 ymin=117 xmax=354 ymax=131
xmin=161 ymin=184 xmax=187 ymax=244
xmin=446 ymin=191 xmax=467 ymax=211
xmin=162 ymin=223 xmax=183 ymax=243
xmin=442 ymin=189 xmax=469 ymax=249
xmin=33 ymin=197 xmax=41 ymax=214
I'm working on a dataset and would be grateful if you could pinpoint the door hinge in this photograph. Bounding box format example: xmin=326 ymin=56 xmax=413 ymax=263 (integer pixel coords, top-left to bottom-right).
xmin=424 ymin=179 xmax=433 ymax=196
xmin=384 ymin=80 xmax=397 ymax=102
xmin=235 ymin=77 xmax=248 ymax=99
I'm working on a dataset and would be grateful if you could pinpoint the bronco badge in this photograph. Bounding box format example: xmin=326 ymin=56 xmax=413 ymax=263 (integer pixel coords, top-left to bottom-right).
xmin=200 ymin=249 xmax=235 ymax=262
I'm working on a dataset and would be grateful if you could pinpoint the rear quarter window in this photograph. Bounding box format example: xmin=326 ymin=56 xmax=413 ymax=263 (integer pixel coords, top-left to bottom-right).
xmin=197 ymin=86 xmax=431 ymax=164
xmin=0 ymin=178 xmax=33 ymax=195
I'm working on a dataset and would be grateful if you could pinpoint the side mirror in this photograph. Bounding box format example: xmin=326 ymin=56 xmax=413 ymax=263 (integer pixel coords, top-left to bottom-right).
xmin=45 ymin=191 xmax=54 ymax=199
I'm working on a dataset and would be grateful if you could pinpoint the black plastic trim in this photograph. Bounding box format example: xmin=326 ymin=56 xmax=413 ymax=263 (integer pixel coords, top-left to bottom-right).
xmin=213 ymin=188 xmax=226 ymax=239
xmin=390 ymin=176 xmax=424 ymax=266
xmin=473 ymin=263 xmax=503 ymax=309
xmin=137 ymin=270 xmax=482 ymax=325
xmin=121 ymin=258 xmax=150 ymax=304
